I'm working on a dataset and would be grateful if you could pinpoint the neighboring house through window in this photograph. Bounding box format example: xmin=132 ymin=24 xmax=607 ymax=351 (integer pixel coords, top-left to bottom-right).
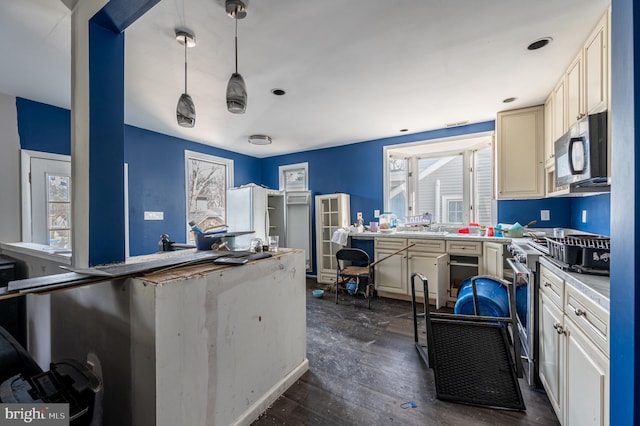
xmin=184 ymin=150 xmax=234 ymax=242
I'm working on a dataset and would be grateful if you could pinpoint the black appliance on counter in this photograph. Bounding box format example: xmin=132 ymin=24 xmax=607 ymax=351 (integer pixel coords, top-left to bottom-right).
xmin=554 ymin=110 xmax=609 ymax=192
xmin=0 ymin=326 xmax=102 ymax=425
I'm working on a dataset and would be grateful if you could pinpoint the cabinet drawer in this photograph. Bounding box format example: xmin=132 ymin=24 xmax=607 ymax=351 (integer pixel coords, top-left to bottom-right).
xmin=408 ymin=239 xmax=446 ymax=253
xmin=318 ymin=273 xmax=336 ymax=285
xmin=446 ymin=240 xmax=481 ymax=255
xmin=539 ymin=265 xmax=564 ymax=308
xmin=565 ymin=283 xmax=609 ymax=356
xmin=375 ymin=238 xmax=408 ymax=250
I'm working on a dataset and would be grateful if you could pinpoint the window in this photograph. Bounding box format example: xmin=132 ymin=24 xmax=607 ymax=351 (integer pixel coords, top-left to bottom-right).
xmin=383 ymin=133 xmax=494 ymax=226
xmin=21 ymin=150 xmax=72 ymax=249
xmin=185 ymin=151 xmax=234 ymax=242
xmin=279 ymin=162 xmax=308 ymax=191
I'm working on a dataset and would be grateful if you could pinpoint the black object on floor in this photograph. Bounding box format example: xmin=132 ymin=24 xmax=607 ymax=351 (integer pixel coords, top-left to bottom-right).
xmin=411 ymin=273 xmax=526 ymax=411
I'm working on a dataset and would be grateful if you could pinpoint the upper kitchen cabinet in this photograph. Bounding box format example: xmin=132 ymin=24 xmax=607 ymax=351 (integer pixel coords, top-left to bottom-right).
xmin=584 ymin=11 xmax=609 ymax=115
xmin=566 ymin=53 xmax=584 ymax=129
xmin=496 ymin=105 xmax=545 ymax=199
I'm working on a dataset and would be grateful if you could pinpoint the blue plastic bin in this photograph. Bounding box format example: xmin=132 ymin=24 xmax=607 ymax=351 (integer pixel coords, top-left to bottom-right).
xmin=454 ymin=276 xmax=528 ymax=326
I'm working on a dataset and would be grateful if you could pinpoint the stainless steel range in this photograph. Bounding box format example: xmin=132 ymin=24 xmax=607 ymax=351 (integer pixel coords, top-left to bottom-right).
xmin=507 ymin=238 xmax=544 ymax=388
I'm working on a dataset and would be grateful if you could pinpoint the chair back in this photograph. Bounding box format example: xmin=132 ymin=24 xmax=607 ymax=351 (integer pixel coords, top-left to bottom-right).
xmin=336 ymin=248 xmax=370 ymax=269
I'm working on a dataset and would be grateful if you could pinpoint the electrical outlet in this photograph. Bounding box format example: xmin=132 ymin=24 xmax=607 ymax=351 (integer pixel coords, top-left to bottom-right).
xmin=374 ymin=210 xmax=380 ymax=218
xmin=357 ymin=212 xmax=363 ymax=220
xmin=540 ymin=210 xmax=550 ymax=221
xmin=582 ymin=210 xmax=588 ymax=223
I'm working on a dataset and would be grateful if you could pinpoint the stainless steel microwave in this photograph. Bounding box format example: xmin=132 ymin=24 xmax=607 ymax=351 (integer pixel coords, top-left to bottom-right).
xmin=554 ymin=111 xmax=608 ymax=190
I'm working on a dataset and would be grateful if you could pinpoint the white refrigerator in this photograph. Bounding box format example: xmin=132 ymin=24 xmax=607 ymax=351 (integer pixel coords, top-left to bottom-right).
xmin=226 ymin=184 xmax=269 ymax=250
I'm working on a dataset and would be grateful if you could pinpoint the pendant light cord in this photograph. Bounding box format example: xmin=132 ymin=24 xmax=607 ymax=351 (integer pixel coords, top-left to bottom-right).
xmin=184 ymin=36 xmax=188 ymax=94
xmin=234 ymin=18 xmax=238 ymax=74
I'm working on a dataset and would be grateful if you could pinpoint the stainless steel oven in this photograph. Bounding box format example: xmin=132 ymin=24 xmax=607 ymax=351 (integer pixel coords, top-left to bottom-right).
xmin=506 ymin=241 xmax=542 ymax=388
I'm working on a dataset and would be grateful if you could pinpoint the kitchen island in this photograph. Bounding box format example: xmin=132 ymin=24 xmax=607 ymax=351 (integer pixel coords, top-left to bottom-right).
xmin=45 ymin=248 xmax=307 ymax=426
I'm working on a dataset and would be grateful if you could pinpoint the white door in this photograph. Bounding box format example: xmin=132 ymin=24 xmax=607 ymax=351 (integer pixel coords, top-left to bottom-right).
xmin=30 ymin=157 xmax=71 ymax=246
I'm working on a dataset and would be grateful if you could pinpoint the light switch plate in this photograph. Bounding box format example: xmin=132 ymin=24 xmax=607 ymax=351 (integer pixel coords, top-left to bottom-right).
xmin=374 ymin=210 xmax=380 ymax=218
xmin=582 ymin=210 xmax=588 ymax=223
xmin=540 ymin=210 xmax=550 ymax=221
xmin=357 ymin=212 xmax=363 ymax=220
xmin=144 ymin=211 xmax=164 ymax=221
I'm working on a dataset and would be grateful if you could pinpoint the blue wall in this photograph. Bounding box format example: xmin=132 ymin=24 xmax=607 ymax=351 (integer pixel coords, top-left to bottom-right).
xmin=497 ymin=194 xmax=611 ymax=236
xmin=261 ymin=122 xmax=496 ymax=272
xmin=124 ymin=125 xmax=262 ymax=255
xmin=15 ymin=98 xmax=261 ymax=256
xmin=16 ymin=98 xmax=71 ymax=155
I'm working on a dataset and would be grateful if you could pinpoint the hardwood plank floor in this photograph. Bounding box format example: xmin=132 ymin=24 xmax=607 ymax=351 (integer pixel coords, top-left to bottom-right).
xmin=253 ymin=279 xmax=560 ymax=426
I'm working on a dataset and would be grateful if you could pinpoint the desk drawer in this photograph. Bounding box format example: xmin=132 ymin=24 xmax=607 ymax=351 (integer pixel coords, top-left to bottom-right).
xmin=539 ymin=265 xmax=564 ymax=309
xmin=446 ymin=240 xmax=482 ymax=255
xmin=408 ymin=239 xmax=446 ymax=253
xmin=375 ymin=238 xmax=408 ymax=250
xmin=565 ymin=283 xmax=609 ymax=356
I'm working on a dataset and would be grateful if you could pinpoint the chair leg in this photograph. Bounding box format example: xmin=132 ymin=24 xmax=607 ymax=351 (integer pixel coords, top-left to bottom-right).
xmin=335 ymin=278 xmax=339 ymax=304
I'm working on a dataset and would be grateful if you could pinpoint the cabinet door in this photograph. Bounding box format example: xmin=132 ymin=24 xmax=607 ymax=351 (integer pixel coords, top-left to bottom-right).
xmin=544 ymin=94 xmax=555 ymax=166
xmin=565 ymin=319 xmax=609 ymax=426
xmin=566 ymin=54 xmax=584 ymax=128
xmin=553 ymin=79 xmax=566 ymax=142
xmin=407 ymin=252 xmax=448 ymax=308
xmin=584 ymin=12 xmax=608 ymax=114
xmin=496 ymin=106 xmax=545 ymax=199
xmin=482 ymin=242 xmax=504 ymax=278
xmin=538 ymin=292 xmax=564 ymax=421
xmin=374 ymin=249 xmax=407 ymax=295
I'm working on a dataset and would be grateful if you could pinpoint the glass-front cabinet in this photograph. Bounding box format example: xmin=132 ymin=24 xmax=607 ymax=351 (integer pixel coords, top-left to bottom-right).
xmin=315 ymin=193 xmax=350 ymax=284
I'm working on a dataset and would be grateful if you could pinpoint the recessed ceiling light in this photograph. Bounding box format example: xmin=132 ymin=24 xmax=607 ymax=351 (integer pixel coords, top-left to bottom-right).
xmin=399 ymin=128 xmax=409 ymax=132
xmin=503 ymin=97 xmax=517 ymax=103
xmin=527 ymin=37 xmax=553 ymax=51
xmin=248 ymin=134 xmax=272 ymax=145
xmin=271 ymin=88 xmax=286 ymax=96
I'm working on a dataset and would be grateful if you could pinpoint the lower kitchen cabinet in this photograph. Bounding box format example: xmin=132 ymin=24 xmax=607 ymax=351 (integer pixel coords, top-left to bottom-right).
xmin=374 ymin=238 xmax=449 ymax=308
xmin=539 ymin=290 xmax=564 ymax=417
xmin=408 ymin=251 xmax=448 ymax=308
xmin=375 ymin=246 xmax=408 ymax=295
xmin=538 ymin=264 xmax=609 ymax=426
xmin=482 ymin=241 xmax=506 ymax=278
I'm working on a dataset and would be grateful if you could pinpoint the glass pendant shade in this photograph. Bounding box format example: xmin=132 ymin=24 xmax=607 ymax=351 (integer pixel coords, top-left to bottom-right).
xmin=226 ymin=72 xmax=247 ymax=114
xmin=177 ymin=93 xmax=196 ymax=127
xmin=176 ymin=30 xmax=196 ymax=128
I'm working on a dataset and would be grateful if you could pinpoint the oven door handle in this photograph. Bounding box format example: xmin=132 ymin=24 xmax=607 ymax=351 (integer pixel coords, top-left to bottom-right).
xmin=506 ymin=258 xmax=531 ymax=279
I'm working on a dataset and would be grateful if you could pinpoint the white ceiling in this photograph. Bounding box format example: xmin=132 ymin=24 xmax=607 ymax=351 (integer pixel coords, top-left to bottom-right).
xmin=0 ymin=0 xmax=610 ymax=158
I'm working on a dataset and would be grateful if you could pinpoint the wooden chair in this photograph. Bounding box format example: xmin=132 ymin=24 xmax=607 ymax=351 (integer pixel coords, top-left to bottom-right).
xmin=335 ymin=248 xmax=374 ymax=309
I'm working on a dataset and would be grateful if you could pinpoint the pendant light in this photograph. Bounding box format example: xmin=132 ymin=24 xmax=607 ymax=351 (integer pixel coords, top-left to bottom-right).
xmin=176 ymin=29 xmax=196 ymax=127
xmin=226 ymin=0 xmax=248 ymax=114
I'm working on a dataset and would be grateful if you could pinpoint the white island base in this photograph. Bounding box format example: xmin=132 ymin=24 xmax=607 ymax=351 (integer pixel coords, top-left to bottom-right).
xmin=49 ymin=249 xmax=308 ymax=425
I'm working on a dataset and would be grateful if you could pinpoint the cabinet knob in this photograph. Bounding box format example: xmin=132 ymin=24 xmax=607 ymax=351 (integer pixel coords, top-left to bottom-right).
xmin=544 ymin=282 xmax=551 ymax=288
xmin=553 ymin=322 xmax=566 ymax=335
xmin=574 ymin=308 xmax=586 ymax=317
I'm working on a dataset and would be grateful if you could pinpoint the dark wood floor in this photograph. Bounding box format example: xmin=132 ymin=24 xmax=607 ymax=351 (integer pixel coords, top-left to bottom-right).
xmin=253 ymin=279 xmax=560 ymax=426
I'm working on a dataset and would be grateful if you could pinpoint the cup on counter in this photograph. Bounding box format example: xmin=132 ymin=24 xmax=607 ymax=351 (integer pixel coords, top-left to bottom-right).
xmin=369 ymin=221 xmax=379 ymax=232
xmin=268 ymin=235 xmax=279 ymax=252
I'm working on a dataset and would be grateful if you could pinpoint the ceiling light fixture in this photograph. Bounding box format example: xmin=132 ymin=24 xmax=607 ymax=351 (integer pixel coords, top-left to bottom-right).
xmin=226 ymin=0 xmax=248 ymax=114
xmin=527 ymin=37 xmax=553 ymax=51
xmin=175 ymin=29 xmax=196 ymax=128
xmin=248 ymin=134 xmax=272 ymax=145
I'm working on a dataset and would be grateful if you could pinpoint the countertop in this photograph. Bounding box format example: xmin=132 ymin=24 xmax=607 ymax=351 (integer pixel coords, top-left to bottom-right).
xmin=349 ymin=230 xmax=511 ymax=243
xmin=539 ymin=256 xmax=610 ymax=312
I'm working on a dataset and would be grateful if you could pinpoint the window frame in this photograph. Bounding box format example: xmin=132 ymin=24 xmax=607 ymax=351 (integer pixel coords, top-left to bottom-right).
xmin=184 ymin=150 xmax=234 ymax=242
xmin=383 ymin=132 xmax=495 ymax=226
xmin=278 ymin=162 xmax=309 ymax=191
xmin=21 ymin=149 xmax=71 ymax=244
